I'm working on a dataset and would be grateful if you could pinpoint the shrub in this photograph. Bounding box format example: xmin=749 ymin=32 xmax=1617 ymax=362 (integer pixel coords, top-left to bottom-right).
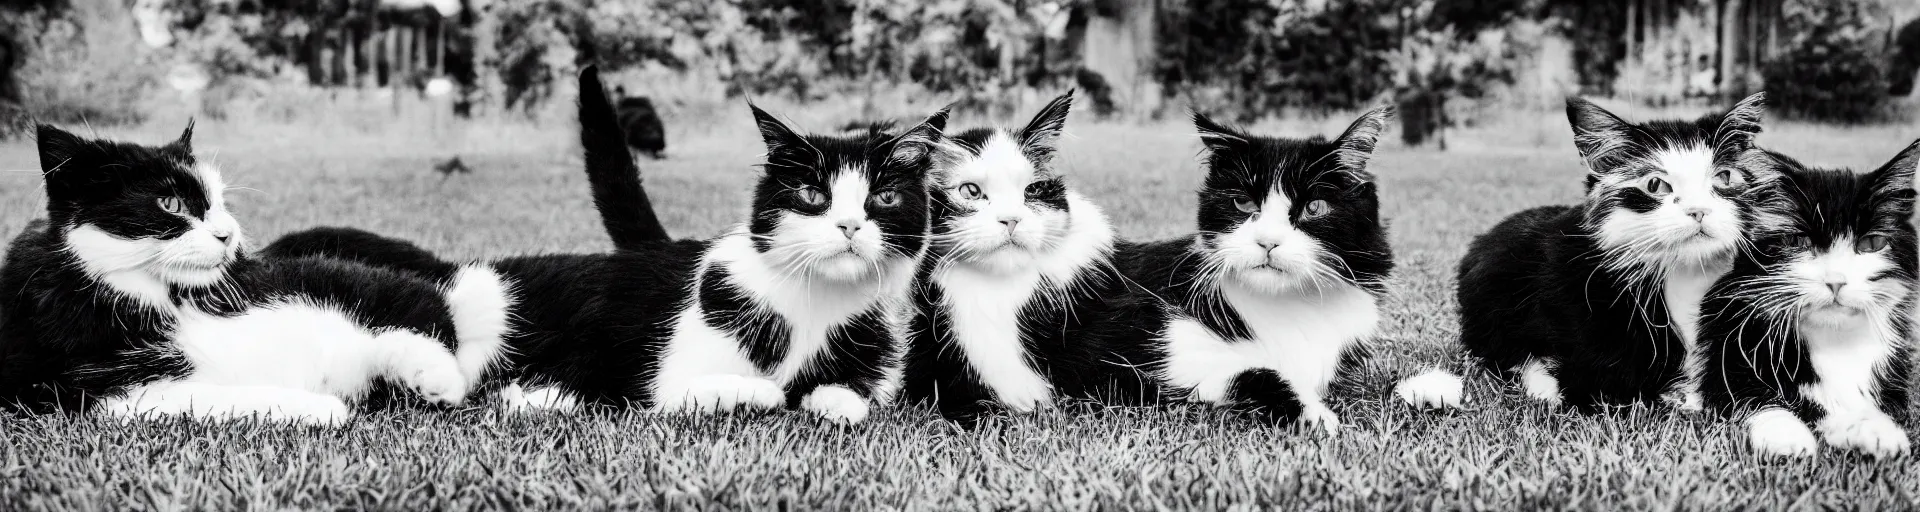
xmin=1762 ymin=0 xmax=1890 ymax=123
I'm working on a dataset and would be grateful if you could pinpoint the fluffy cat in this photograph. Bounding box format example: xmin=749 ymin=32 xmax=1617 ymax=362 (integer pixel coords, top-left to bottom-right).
xmin=267 ymin=68 xmax=948 ymax=423
xmin=0 ymin=124 xmax=509 ymax=424
xmin=1699 ymin=142 xmax=1920 ymax=458
xmin=898 ymin=91 xmax=1147 ymax=423
xmin=1454 ymin=93 xmax=1771 ymax=411
xmin=1109 ymin=107 xmax=1395 ymax=434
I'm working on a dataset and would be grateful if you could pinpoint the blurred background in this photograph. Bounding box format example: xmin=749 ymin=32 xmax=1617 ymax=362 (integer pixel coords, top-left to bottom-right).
xmin=0 ymin=0 xmax=1916 ymax=149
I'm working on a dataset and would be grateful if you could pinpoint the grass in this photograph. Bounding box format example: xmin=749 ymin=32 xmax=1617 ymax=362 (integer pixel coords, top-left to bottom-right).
xmin=1 ymin=110 xmax=1918 ymax=510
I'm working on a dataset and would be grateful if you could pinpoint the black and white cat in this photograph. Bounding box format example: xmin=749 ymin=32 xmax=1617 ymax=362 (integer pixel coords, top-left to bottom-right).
xmin=0 ymin=124 xmax=511 ymax=424
xmin=1699 ymin=142 xmax=1920 ymax=458
xmin=1452 ymin=93 xmax=1771 ymax=411
xmin=647 ymin=104 xmax=944 ymax=423
xmin=898 ymin=91 xmax=1147 ymax=423
xmin=267 ymin=68 xmax=948 ymax=423
xmin=1108 ymin=108 xmax=1396 ymax=434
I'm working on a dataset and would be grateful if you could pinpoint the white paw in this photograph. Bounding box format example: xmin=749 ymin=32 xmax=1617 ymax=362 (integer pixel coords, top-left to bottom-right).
xmin=1746 ymin=408 xmax=1819 ymax=458
xmin=1395 ymin=369 xmax=1464 ymax=410
xmin=800 ymin=385 xmax=870 ymax=424
xmin=1299 ymin=403 xmax=1341 ymax=437
xmin=497 ymin=383 xmax=580 ymax=413
xmin=381 ymin=332 xmax=470 ymax=405
xmin=660 ymin=375 xmax=785 ymax=414
xmin=1820 ymin=414 xmax=1911 ymax=459
xmin=1518 ymin=359 xmax=1562 ymax=406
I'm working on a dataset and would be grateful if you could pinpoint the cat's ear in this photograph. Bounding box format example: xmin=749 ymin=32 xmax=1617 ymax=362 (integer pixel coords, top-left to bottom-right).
xmin=1712 ymin=92 xmax=1765 ymax=156
xmin=885 ymin=106 xmax=950 ymax=169
xmin=1330 ymin=105 xmax=1393 ymax=175
xmin=1566 ymin=97 xmax=1635 ymax=170
xmin=175 ymin=118 xmax=195 ymax=148
xmin=1191 ymin=111 xmax=1244 ymax=154
xmin=1016 ymin=90 xmax=1073 ymax=164
xmin=748 ymin=102 xmax=816 ymax=167
xmin=1870 ymin=139 xmax=1920 ymax=205
xmin=36 ymin=124 xmax=87 ymax=175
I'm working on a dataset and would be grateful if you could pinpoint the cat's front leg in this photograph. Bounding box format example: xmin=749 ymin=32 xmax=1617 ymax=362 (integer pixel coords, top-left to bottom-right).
xmin=1225 ymin=368 xmax=1335 ymax=435
xmin=1745 ymin=406 xmax=1819 ymax=458
xmin=100 ymin=381 xmax=352 ymax=426
xmin=1817 ymin=410 xmax=1910 ymax=458
xmin=376 ymin=330 xmax=470 ymax=405
xmin=799 ymin=384 xmax=869 ymax=424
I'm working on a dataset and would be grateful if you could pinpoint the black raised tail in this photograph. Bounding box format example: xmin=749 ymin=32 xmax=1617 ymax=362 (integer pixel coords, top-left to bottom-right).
xmin=578 ymin=65 xmax=670 ymax=250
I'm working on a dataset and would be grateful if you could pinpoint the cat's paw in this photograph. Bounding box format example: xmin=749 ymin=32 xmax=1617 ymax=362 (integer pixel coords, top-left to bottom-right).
xmin=1746 ymin=408 xmax=1818 ymax=458
xmin=1395 ymin=369 xmax=1464 ymax=410
xmin=498 ymin=383 xmax=580 ymax=413
xmin=1820 ymin=414 xmax=1910 ymax=459
xmin=1518 ymin=360 xmax=1563 ymax=407
xmin=1298 ymin=403 xmax=1341 ymax=437
xmin=800 ymin=385 xmax=869 ymax=424
xmin=381 ymin=332 xmax=469 ymax=405
xmin=662 ymin=375 xmax=785 ymax=413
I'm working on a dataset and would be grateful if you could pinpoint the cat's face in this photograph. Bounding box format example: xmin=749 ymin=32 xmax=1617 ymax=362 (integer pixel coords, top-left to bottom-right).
xmin=1192 ymin=107 xmax=1394 ymax=294
xmin=931 ymin=92 xmax=1074 ymax=273
xmin=38 ymin=123 xmax=244 ymax=287
xmin=1742 ymin=143 xmax=1919 ymax=328
xmin=746 ymin=105 xmax=945 ymax=282
xmin=1570 ymin=93 xmax=1772 ymax=269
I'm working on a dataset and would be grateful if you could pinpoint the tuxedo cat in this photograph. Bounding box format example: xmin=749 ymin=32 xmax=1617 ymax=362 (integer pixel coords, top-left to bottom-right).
xmin=1455 ymin=93 xmax=1771 ymax=410
xmin=898 ymin=91 xmax=1148 ymax=423
xmin=0 ymin=124 xmax=509 ymax=424
xmin=1109 ymin=107 xmax=1395 ymax=434
xmin=267 ymin=68 xmax=948 ymax=423
xmin=1699 ymin=142 xmax=1920 ymax=458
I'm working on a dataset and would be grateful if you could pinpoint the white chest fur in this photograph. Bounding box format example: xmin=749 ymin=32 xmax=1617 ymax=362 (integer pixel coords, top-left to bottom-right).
xmin=1797 ymin=313 xmax=1899 ymax=418
xmin=1660 ymin=258 xmax=1729 ymax=407
xmin=930 ymin=193 xmax=1115 ymax=411
xmin=1158 ymin=282 xmax=1378 ymax=406
xmin=659 ymin=232 xmax=915 ymax=389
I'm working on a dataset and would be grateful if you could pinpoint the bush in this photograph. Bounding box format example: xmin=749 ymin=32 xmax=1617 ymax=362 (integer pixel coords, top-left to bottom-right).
xmin=1761 ymin=0 xmax=1890 ymax=123
xmin=1892 ymin=17 xmax=1920 ymax=96
xmin=3 ymin=0 xmax=158 ymax=132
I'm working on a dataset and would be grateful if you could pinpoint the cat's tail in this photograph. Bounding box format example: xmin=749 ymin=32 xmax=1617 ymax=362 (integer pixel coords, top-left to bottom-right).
xmin=443 ymin=264 xmax=517 ymax=384
xmin=578 ymin=65 xmax=670 ymax=251
xmin=1395 ymin=368 xmax=1465 ymax=410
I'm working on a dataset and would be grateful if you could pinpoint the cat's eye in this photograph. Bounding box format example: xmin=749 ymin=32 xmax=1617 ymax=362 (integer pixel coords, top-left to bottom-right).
xmin=156 ymin=197 xmax=186 ymax=215
xmin=1644 ymin=176 xmax=1673 ymax=196
xmin=871 ymin=190 xmax=902 ymax=207
xmin=1302 ymin=199 xmax=1331 ymax=218
xmin=1784 ymin=235 xmax=1814 ymax=250
xmin=958 ymin=183 xmax=984 ymax=200
xmin=1857 ymin=234 xmax=1891 ymax=253
xmin=1233 ymin=198 xmax=1258 ymax=213
xmin=1711 ymin=170 xmax=1742 ymax=188
xmin=795 ymin=187 xmax=827 ymax=207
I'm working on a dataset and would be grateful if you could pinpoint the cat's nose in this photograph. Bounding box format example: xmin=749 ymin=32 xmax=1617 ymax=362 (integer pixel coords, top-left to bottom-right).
xmin=999 ymin=217 xmax=1020 ymax=232
xmin=1257 ymin=240 xmax=1279 ymax=252
xmin=1825 ymin=274 xmax=1847 ymax=295
xmin=836 ymin=220 xmax=861 ymax=239
xmin=1685 ymin=208 xmax=1708 ymax=222
xmin=212 ymin=231 xmax=232 ymax=244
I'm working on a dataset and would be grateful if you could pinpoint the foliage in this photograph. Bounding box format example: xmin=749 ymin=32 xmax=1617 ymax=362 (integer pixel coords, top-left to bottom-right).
xmin=1158 ymin=0 xmax=1403 ymax=118
xmin=1892 ymin=17 xmax=1920 ymax=96
xmin=1762 ymin=0 xmax=1891 ymax=123
xmin=2 ymin=0 xmax=157 ymax=135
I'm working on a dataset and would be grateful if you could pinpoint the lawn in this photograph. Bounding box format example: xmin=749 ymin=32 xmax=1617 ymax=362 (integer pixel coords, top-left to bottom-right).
xmin=1 ymin=110 xmax=1918 ymax=510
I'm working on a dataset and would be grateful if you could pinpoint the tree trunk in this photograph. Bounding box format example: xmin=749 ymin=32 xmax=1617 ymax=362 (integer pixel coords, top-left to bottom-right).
xmin=1081 ymin=0 xmax=1160 ymax=117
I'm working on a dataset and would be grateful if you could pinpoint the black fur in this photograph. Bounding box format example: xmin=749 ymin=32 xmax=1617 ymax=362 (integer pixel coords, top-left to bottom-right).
xmin=585 ymin=67 xmax=671 ymax=249
xmin=1699 ymin=143 xmax=1920 ymax=423
xmin=1455 ymin=94 xmax=1769 ymax=410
